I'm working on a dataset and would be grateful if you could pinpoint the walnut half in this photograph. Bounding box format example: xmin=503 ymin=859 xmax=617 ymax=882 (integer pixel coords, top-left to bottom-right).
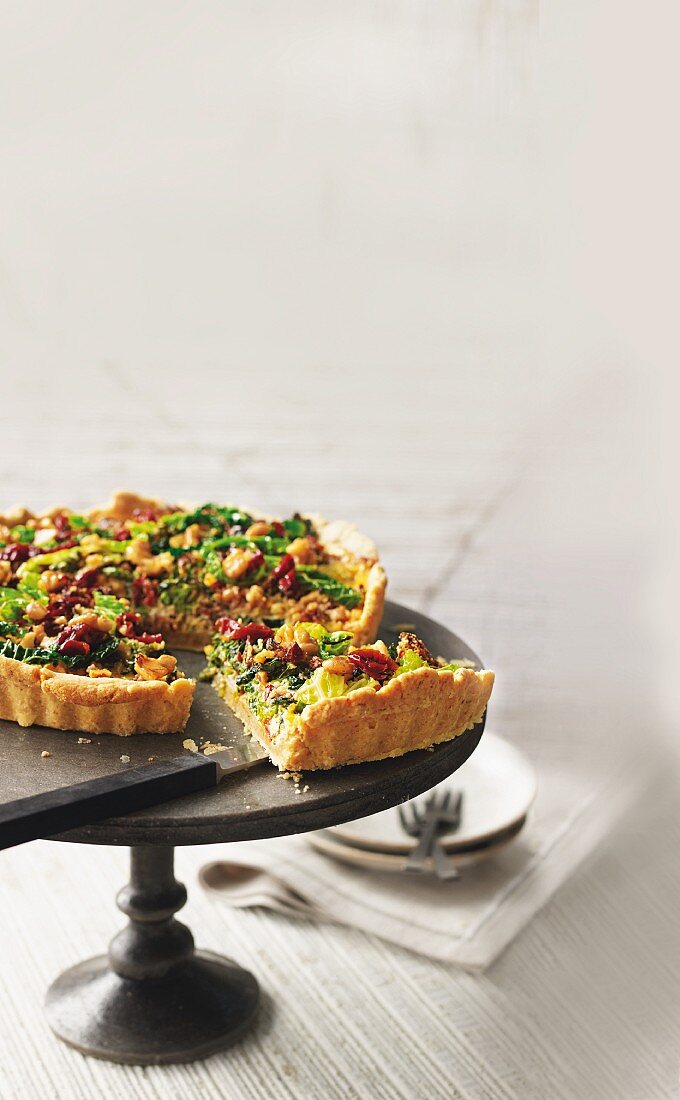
xmin=134 ymin=653 xmax=177 ymax=681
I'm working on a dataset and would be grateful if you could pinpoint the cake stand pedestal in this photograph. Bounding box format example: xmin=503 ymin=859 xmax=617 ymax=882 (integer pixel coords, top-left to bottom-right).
xmin=45 ymin=844 xmax=260 ymax=1064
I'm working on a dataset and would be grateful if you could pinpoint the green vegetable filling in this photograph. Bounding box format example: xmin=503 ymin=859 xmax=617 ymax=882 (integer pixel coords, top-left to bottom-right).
xmin=295 ymin=569 xmax=361 ymax=609
xmin=0 ymin=635 xmax=121 ymax=671
xmin=94 ymin=592 xmax=129 ymax=620
xmin=10 ymin=525 xmax=35 ymax=544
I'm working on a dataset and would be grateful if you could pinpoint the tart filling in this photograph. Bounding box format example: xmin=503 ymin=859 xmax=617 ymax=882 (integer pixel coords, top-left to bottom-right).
xmin=0 ymin=494 xmax=385 ymax=650
xmin=0 ymin=578 xmax=183 ymax=684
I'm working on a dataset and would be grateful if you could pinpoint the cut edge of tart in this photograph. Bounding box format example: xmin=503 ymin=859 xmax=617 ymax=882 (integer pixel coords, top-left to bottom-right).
xmin=215 ymin=663 xmax=494 ymax=771
xmin=205 ymin=623 xmax=495 ymax=771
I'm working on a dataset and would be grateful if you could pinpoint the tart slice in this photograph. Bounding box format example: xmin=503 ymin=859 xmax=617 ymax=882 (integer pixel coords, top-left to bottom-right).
xmin=0 ymin=578 xmax=193 ymax=736
xmin=204 ymin=620 xmax=494 ymax=771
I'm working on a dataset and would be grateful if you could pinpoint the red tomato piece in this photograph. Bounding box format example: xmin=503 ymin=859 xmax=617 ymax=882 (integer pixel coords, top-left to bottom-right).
xmin=347 ymin=648 xmax=397 ymax=682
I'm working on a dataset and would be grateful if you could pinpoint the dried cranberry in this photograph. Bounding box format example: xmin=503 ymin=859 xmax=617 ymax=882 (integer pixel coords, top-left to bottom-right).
xmin=278 ymin=569 xmax=297 ymax=595
xmin=215 ymin=616 xmax=240 ymax=635
xmin=52 ymin=515 xmax=76 ymax=542
xmin=215 ymin=618 xmax=274 ymax=643
xmin=43 ymin=598 xmax=76 ymax=635
xmin=114 ymin=527 xmax=131 ymax=541
xmin=64 ymin=589 xmax=93 ymax=613
xmin=132 ymin=575 xmax=159 ymax=607
xmin=45 ymin=581 xmax=77 ymax=606
xmin=248 ymin=549 xmax=265 ymax=573
xmin=0 ymin=543 xmax=30 ymax=563
xmin=267 ymin=553 xmax=297 ymax=595
xmin=269 ymin=554 xmax=294 ymax=582
xmin=347 ymin=648 xmax=397 ymax=682
xmin=54 ymin=539 xmax=77 ymax=550
xmin=43 ymin=591 xmax=83 ymax=631
xmin=56 ymin=621 xmax=107 ymax=658
xmin=57 ymin=637 xmax=90 ymax=657
xmin=271 ymin=642 xmax=305 ymax=665
xmin=45 ymin=590 xmax=92 ymax=628
xmin=116 ymin=610 xmax=140 ymax=635
xmin=271 ymin=521 xmax=285 ymax=537
xmin=74 ymin=567 xmax=100 ymax=588
xmin=53 ymin=513 xmax=71 ymax=534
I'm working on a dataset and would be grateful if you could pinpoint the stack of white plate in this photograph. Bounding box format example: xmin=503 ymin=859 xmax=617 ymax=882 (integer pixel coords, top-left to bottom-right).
xmin=308 ymin=733 xmax=537 ymax=874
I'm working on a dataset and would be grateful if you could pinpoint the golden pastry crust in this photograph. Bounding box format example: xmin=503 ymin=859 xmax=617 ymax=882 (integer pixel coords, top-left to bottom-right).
xmin=87 ymin=490 xmax=172 ymax=524
xmin=215 ymin=665 xmax=494 ymax=771
xmin=351 ymin=561 xmax=386 ymax=645
xmin=0 ymin=653 xmax=194 ymax=736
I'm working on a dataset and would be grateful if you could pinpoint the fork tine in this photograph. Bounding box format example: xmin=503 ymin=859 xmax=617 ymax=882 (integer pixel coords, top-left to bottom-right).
xmin=426 ymin=788 xmax=449 ymax=813
xmin=410 ymin=803 xmax=424 ymax=827
xmin=399 ymin=802 xmax=420 ymax=834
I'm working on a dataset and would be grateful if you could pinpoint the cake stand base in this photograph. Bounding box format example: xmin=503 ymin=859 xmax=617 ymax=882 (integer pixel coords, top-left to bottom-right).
xmin=45 ymin=845 xmax=259 ymax=1065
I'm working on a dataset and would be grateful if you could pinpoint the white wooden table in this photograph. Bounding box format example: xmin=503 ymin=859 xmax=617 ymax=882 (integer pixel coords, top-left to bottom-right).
xmin=0 ymin=3 xmax=673 ymax=1097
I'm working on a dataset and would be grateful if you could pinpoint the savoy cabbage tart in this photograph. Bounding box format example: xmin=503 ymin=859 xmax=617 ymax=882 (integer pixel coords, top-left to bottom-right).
xmin=0 ymin=492 xmax=493 ymax=768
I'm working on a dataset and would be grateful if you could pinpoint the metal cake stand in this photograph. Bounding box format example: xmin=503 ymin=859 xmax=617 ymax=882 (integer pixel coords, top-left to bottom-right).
xmin=0 ymin=602 xmax=487 ymax=1065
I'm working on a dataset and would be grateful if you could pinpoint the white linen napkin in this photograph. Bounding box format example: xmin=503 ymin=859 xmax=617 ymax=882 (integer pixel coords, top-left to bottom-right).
xmin=199 ymin=748 xmax=644 ymax=970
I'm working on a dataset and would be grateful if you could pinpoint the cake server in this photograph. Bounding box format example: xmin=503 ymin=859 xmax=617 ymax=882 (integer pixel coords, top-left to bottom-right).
xmin=0 ymin=742 xmax=268 ymax=852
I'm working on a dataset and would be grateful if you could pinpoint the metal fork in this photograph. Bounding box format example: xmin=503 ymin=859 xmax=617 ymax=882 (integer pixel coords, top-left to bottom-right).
xmin=398 ymin=789 xmax=463 ymax=881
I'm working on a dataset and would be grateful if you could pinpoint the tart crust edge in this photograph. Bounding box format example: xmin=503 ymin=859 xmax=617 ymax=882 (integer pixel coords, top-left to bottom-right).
xmin=0 ymin=653 xmax=195 ymax=736
xmin=214 ymin=665 xmax=494 ymax=771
